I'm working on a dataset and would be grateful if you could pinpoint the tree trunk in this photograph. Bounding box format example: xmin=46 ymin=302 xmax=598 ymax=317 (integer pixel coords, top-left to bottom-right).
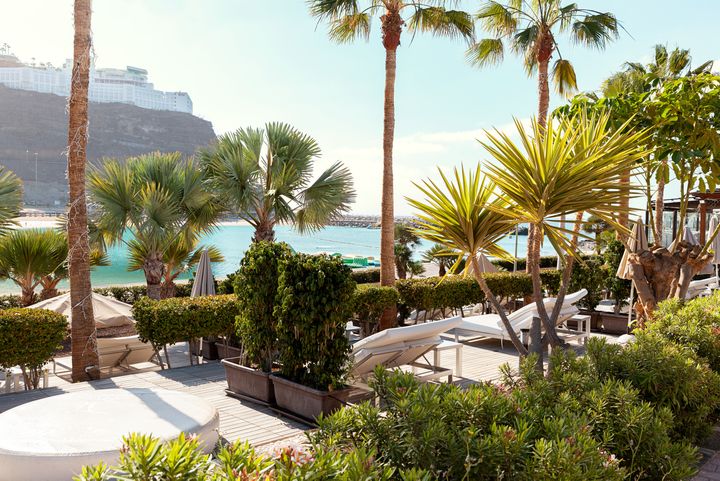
xmin=654 ymin=160 xmax=666 ymax=245
xmin=20 ymin=285 xmax=35 ymax=307
xmin=40 ymin=286 xmax=59 ymax=301
xmin=378 ymin=10 xmax=402 ymax=330
xmin=67 ymin=0 xmax=99 ymax=382
xmin=527 ymin=223 xmax=562 ymax=346
xmin=143 ymin=251 xmax=166 ymax=300
xmin=438 ymin=263 xmax=446 ymax=277
xmin=528 ymin=316 xmax=544 ymax=373
xmin=160 ymin=280 xmax=176 ymax=299
xmin=252 ymin=221 xmax=275 ymax=243
xmin=536 ymin=33 xmax=552 ymax=129
xmin=471 ymin=256 xmax=528 ymax=355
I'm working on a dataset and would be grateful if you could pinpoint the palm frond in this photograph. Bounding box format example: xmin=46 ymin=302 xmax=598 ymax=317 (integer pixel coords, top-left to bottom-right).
xmin=0 ymin=167 xmax=22 ymax=234
xmin=329 ymin=13 xmax=371 ymax=43
xmin=466 ymin=38 xmax=505 ymax=67
xmin=571 ymin=13 xmax=618 ymax=49
xmin=294 ymin=162 xmax=355 ymax=233
xmin=407 ymin=8 xmax=474 ymax=41
xmin=477 ymin=1 xmax=518 ymax=37
xmin=309 ymin=0 xmax=362 ymax=19
xmin=552 ymin=58 xmax=577 ymax=96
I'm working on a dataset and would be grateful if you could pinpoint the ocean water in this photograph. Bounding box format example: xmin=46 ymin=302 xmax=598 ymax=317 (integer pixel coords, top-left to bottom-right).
xmin=0 ymin=224 xmax=557 ymax=294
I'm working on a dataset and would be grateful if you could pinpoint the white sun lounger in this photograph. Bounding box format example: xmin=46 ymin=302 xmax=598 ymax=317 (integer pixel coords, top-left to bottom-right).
xmin=452 ymin=289 xmax=588 ymax=347
xmin=350 ymin=316 xmax=462 ymax=384
xmin=686 ymin=276 xmax=719 ymax=300
xmin=53 ymin=335 xmax=160 ymax=374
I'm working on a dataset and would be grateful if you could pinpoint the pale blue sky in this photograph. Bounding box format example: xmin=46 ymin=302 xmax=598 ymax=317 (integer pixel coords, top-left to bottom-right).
xmin=1 ymin=1 xmax=718 ymax=214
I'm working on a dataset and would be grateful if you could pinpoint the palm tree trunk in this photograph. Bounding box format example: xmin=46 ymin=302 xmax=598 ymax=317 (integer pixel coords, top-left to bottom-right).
xmin=252 ymin=221 xmax=275 ymax=243
xmin=20 ymin=285 xmax=35 ymax=307
xmin=67 ymin=0 xmax=99 ymax=382
xmin=537 ymin=44 xmax=551 ymax=128
xmin=378 ymin=10 xmax=402 ymax=330
xmin=528 ymin=223 xmax=562 ymax=347
xmin=654 ymin=160 xmax=666 ymax=245
xmin=143 ymin=251 xmax=166 ymax=300
xmin=160 ymin=280 xmax=176 ymax=299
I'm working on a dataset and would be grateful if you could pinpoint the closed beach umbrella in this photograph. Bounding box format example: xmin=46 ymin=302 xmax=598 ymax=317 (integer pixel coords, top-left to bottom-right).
xmin=683 ymin=226 xmax=698 ymax=245
xmin=617 ymin=218 xmax=648 ymax=322
xmin=191 ymin=249 xmax=215 ymax=298
xmin=468 ymin=252 xmax=498 ymax=274
xmin=29 ymin=292 xmax=134 ymax=329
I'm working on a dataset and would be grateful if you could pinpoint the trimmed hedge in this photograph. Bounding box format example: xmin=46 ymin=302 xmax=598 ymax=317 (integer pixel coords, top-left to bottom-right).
xmin=491 ymin=255 xmax=559 ymax=271
xmin=0 ymin=308 xmax=67 ymax=389
xmin=132 ymin=295 xmax=239 ymax=350
xmin=396 ymin=271 xmax=562 ymax=313
xmin=351 ymin=267 xmax=381 ymax=284
xmin=351 ymin=285 xmax=399 ymax=336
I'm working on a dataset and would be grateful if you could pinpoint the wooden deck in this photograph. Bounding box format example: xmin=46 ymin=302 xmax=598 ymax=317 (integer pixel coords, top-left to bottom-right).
xmin=0 ymin=334 xmax=613 ymax=448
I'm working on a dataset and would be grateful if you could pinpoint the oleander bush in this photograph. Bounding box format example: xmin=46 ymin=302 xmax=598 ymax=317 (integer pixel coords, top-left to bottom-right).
xmin=275 ymin=253 xmax=355 ymax=390
xmin=313 ymin=351 xmax=698 ymax=481
xmin=351 ymin=284 xmax=400 ymax=336
xmin=647 ymin=293 xmax=720 ymax=373
xmin=586 ymin=334 xmax=720 ymax=442
xmin=234 ymin=241 xmax=292 ymax=371
xmin=0 ymin=308 xmax=67 ymax=389
xmin=133 ymin=295 xmax=239 ymax=351
xmin=74 ymin=433 xmax=413 ymax=481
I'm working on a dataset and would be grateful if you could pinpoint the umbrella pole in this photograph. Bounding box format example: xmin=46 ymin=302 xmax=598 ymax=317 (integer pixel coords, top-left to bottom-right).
xmin=628 ymin=282 xmax=635 ymax=325
xmin=513 ymin=225 xmax=519 ymax=273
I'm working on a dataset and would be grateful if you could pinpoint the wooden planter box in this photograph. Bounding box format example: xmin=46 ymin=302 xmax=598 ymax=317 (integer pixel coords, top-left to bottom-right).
xmin=270 ymin=375 xmax=351 ymax=421
xmin=599 ymin=312 xmax=631 ymax=335
xmin=202 ymin=339 xmax=219 ymax=360
xmin=222 ymin=357 xmax=275 ymax=404
xmin=577 ymin=310 xmax=603 ymax=331
xmin=216 ymin=344 xmax=243 ymax=360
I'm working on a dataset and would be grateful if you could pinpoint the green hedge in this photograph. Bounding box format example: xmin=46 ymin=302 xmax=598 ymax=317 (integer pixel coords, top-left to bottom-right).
xmin=491 ymin=255 xmax=559 ymax=271
xmin=0 ymin=308 xmax=67 ymax=389
xmin=351 ymin=285 xmax=399 ymax=336
xmin=350 ymin=268 xmax=381 ymax=284
xmin=132 ymin=295 xmax=239 ymax=350
xmin=396 ymin=271 xmax=562 ymax=313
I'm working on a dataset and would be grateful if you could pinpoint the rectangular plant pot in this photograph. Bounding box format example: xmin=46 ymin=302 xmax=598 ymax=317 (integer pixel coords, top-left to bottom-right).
xmin=202 ymin=339 xmax=218 ymax=360
xmin=270 ymin=375 xmax=351 ymax=421
xmin=599 ymin=312 xmax=630 ymax=335
xmin=222 ymin=357 xmax=275 ymax=404
xmin=216 ymin=344 xmax=243 ymax=360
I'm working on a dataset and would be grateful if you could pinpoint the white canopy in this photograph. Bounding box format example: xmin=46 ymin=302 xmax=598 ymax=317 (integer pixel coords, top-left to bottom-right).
xmin=29 ymin=292 xmax=134 ymax=328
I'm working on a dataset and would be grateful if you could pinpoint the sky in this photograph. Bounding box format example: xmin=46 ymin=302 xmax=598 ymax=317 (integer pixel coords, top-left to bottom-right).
xmin=1 ymin=0 xmax=718 ymax=215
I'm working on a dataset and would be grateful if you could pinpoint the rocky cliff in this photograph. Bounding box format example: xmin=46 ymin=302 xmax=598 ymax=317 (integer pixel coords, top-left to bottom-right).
xmin=0 ymin=85 xmax=216 ymax=205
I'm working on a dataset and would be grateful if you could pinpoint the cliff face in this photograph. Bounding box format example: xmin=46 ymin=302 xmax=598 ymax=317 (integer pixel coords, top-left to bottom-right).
xmin=0 ymin=85 xmax=216 ymax=205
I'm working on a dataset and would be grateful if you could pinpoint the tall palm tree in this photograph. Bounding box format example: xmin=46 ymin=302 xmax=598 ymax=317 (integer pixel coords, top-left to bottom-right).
xmin=67 ymin=0 xmax=98 ymax=382
xmin=468 ymin=0 xmax=620 ymax=127
xmin=88 ymin=152 xmax=222 ymax=300
xmin=309 ymin=1 xmax=474 ymax=305
xmin=126 ymin=236 xmax=223 ymax=299
xmin=199 ymin=123 xmax=355 ymax=242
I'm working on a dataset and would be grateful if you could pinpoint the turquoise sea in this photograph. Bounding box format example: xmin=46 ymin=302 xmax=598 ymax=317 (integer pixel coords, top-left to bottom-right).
xmin=0 ymin=224 xmax=557 ymax=294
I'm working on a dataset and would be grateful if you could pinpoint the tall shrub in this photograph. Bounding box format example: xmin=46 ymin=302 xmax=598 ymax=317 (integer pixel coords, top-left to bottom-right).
xmin=0 ymin=308 xmax=67 ymax=389
xmin=275 ymin=254 xmax=355 ymax=390
xmin=234 ymin=241 xmax=292 ymax=372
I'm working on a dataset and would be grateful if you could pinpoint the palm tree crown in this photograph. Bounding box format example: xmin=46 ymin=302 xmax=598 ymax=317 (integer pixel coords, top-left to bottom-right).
xmin=468 ymin=0 xmax=619 ymax=124
xmin=199 ymin=122 xmax=355 ymax=242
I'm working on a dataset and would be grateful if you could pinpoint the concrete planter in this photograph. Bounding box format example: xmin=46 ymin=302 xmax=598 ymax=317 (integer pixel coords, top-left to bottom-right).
xmin=216 ymin=344 xmax=243 ymax=360
xmin=202 ymin=339 xmax=218 ymax=360
xmin=221 ymin=357 xmax=275 ymax=404
xmin=270 ymin=375 xmax=351 ymax=421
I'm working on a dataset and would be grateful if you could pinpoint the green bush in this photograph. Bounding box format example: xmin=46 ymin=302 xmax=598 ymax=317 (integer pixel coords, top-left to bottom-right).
xmin=395 ymin=272 xmax=562 ymax=314
xmin=648 ymin=293 xmax=720 ymax=373
xmin=0 ymin=294 xmax=23 ymax=309
xmin=491 ymin=255 xmax=559 ymax=271
xmin=313 ymin=351 xmax=698 ymax=481
xmin=74 ymin=433 xmax=409 ymax=481
xmin=586 ymin=334 xmax=720 ymax=442
xmin=567 ymin=255 xmax=606 ymax=310
xmin=603 ymin=239 xmax=631 ymax=311
xmin=275 ymin=254 xmax=355 ymax=390
xmin=351 ymin=285 xmax=399 ymax=336
xmin=133 ymin=295 xmax=239 ymax=350
xmin=351 ymin=267 xmax=381 ymax=284
xmin=234 ymin=241 xmax=292 ymax=372
xmin=0 ymin=308 xmax=67 ymax=389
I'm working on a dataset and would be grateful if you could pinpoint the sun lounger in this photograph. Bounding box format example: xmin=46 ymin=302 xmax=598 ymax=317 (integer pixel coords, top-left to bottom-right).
xmin=685 ymin=276 xmax=718 ymax=300
xmin=350 ymin=316 xmax=462 ymax=384
xmin=452 ymin=289 xmax=588 ymax=347
xmin=53 ymin=335 xmax=160 ymax=374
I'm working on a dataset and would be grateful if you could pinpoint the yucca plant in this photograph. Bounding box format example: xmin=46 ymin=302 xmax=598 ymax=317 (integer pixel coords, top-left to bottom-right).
xmin=481 ymin=111 xmax=650 ymax=345
xmin=407 ymin=165 xmax=526 ymax=354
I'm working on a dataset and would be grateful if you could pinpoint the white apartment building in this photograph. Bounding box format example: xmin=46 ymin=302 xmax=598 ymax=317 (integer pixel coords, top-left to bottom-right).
xmin=0 ymin=54 xmax=193 ymax=114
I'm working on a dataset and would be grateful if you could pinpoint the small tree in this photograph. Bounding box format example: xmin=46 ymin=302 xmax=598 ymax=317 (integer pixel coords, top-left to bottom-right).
xmin=422 ymin=244 xmax=456 ymax=277
xmin=394 ymin=223 xmax=422 ymax=279
xmin=234 ymin=242 xmax=292 ymax=372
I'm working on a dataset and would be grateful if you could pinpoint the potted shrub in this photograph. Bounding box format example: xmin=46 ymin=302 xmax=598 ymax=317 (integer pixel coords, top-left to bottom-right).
xmin=271 ymin=253 xmax=356 ymax=420
xmin=222 ymin=241 xmax=291 ymax=404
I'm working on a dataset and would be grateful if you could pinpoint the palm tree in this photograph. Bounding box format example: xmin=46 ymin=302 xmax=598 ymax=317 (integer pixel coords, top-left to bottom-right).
xmin=88 ymin=152 xmax=222 ymax=300
xmin=480 ymin=111 xmax=649 ymax=346
xmin=0 ymin=168 xmax=22 ymax=231
xmin=468 ymin=0 xmax=620 ymax=127
xmin=0 ymin=229 xmax=79 ymax=306
xmin=38 ymin=235 xmax=109 ymax=301
xmin=67 ymin=0 xmax=98 ymax=382
xmin=394 ymin=223 xmax=421 ymax=279
xmin=422 ymin=244 xmax=456 ymax=276
xmin=127 ymin=235 xmax=223 ymax=298
xmin=199 ymin=123 xmax=355 ymax=242
xmin=309 ymin=1 xmax=474 ymax=302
